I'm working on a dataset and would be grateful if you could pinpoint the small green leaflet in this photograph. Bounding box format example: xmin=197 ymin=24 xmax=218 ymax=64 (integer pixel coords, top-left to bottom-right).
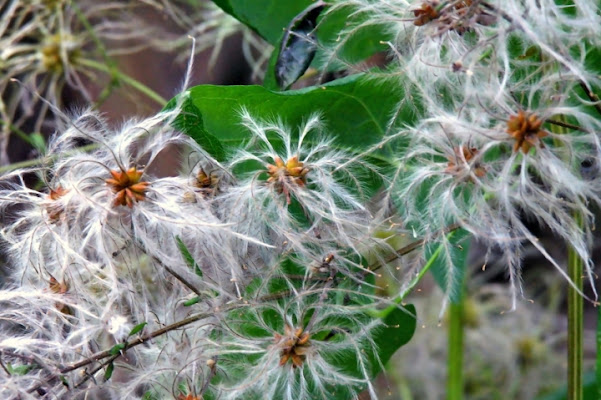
xmin=184 ymin=296 xmax=201 ymax=306
xmin=128 ymin=322 xmax=147 ymax=337
xmin=104 ymin=362 xmax=114 ymax=381
xmin=6 ymin=363 xmax=33 ymax=375
xmin=109 ymin=343 xmax=126 ymax=356
xmin=177 ymin=236 xmax=203 ymax=278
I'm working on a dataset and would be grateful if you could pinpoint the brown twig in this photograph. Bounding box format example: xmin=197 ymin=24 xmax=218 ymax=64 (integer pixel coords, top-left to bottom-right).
xmin=162 ymin=263 xmax=202 ymax=297
xmin=368 ymin=223 xmax=462 ymax=274
xmin=304 ymin=260 xmax=337 ymax=334
xmin=579 ymin=81 xmax=601 ymax=116
xmin=545 ymin=119 xmax=590 ymax=134
xmin=0 ymin=353 xmax=11 ymax=376
xmin=73 ymin=354 xmax=119 ymax=389
xmin=24 ymin=307 xmax=232 ymax=396
xmin=479 ymin=1 xmax=514 ymax=24
xmin=135 ymin=240 xmax=203 ymax=297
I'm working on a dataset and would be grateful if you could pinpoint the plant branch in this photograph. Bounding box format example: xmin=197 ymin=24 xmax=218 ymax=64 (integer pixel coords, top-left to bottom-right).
xmin=77 ymin=58 xmax=167 ymax=107
xmin=23 ymin=307 xmax=232 ymax=396
xmin=545 ymin=119 xmax=590 ymax=134
xmin=304 ymin=259 xmax=337 ymax=333
xmin=0 ymin=143 xmax=99 ymax=174
xmin=579 ymin=81 xmax=601 ymax=117
xmin=369 ymin=223 xmax=462 ymax=274
xmin=0 ymin=354 xmax=10 ymax=376
xmin=73 ymin=354 xmax=119 ymax=389
xmin=367 ymin=230 xmax=458 ymax=319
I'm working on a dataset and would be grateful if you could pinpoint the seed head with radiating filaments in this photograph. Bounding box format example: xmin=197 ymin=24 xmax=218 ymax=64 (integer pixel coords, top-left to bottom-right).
xmin=219 ymin=109 xmax=377 ymax=269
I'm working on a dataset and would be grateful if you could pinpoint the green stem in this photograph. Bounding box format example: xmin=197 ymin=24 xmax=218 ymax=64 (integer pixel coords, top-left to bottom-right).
xmin=597 ymin=301 xmax=601 ymax=399
xmin=0 ymin=143 xmax=99 ymax=174
xmin=77 ymin=58 xmax=167 ymax=107
xmin=549 ymin=113 xmax=583 ymax=400
xmin=0 ymin=120 xmax=45 ymax=151
xmin=447 ymin=280 xmax=465 ymax=400
xmin=367 ymin=231 xmax=456 ymax=319
xmin=568 ymin=211 xmax=584 ymax=400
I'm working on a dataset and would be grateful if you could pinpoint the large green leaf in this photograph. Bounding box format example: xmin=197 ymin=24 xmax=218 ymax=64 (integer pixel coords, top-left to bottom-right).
xmin=172 ymin=97 xmax=226 ymax=161
xmin=211 ymin=0 xmax=313 ymax=45
xmin=184 ymin=73 xmax=408 ymax=154
xmin=326 ymin=305 xmax=417 ymax=399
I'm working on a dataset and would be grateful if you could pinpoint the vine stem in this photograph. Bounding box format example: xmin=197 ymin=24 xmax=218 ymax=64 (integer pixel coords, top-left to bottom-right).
xmin=367 ymin=230 xmax=457 ymax=319
xmin=597 ymin=300 xmax=601 ymax=398
xmin=0 ymin=143 xmax=99 ymax=174
xmin=549 ymin=113 xmax=583 ymax=400
xmin=568 ymin=210 xmax=584 ymax=400
xmin=447 ymin=279 xmax=465 ymax=400
xmin=77 ymin=58 xmax=167 ymax=107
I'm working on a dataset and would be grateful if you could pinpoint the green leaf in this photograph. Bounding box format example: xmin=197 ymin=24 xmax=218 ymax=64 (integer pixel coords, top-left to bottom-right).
xmin=109 ymin=343 xmax=126 ymax=356
xmin=6 ymin=363 xmax=33 ymax=376
xmin=128 ymin=322 xmax=147 ymax=337
xmin=314 ymin=5 xmax=391 ymax=66
xmin=171 ymin=96 xmax=226 ymax=161
xmin=29 ymin=132 xmax=46 ymax=153
xmin=184 ymin=72 xmax=409 ymax=158
xmin=370 ymin=305 xmax=417 ymax=370
xmin=104 ymin=362 xmax=114 ymax=381
xmin=183 ymin=296 xmax=201 ymax=306
xmin=212 ymin=0 xmax=314 ymax=45
xmin=141 ymin=391 xmax=159 ymax=400
xmin=176 ymin=73 xmax=411 ymax=196
xmin=427 ymin=229 xmax=470 ymax=304
xmin=176 ymin=236 xmax=203 ymax=278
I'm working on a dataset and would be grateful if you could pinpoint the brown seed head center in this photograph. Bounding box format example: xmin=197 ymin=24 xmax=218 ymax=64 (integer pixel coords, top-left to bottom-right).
xmin=445 ymin=146 xmax=486 ymax=178
xmin=413 ymin=2 xmax=439 ymax=26
xmin=266 ymin=156 xmax=309 ymax=204
xmin=413 ymin=0 xmax=495 ymax=34
xmin=274 ymin=325 xmax=311 ymax=368
xmin=177 ymin=395 xmax=202 ymax=400
xmin=506 ymin=111 xmax=548 ymax=153
xmin=46 ymin=186 xmax=68 ymax=222
xmin=106 ymin=167 xmax=149 ymax=208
